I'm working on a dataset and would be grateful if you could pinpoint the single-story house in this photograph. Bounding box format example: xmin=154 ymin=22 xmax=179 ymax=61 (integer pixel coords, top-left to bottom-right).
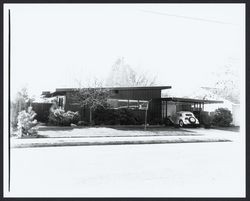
xmin=41 ymin=86 xmax=223 ymax=123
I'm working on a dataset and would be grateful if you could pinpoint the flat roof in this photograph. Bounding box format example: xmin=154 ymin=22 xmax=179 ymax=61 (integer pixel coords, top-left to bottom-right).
xmin=42 ymin=86 xmax=172 ymax=97
xmin=55 ymin=86 xmax=171 ymax=92
xmin=161 ymin=97 xmax=223 ymax=104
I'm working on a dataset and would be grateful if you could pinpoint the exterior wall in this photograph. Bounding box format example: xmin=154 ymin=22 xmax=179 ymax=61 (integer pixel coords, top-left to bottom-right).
xmin=165 ymin=101 xmax=203 ymax=121
xmin=148 ymin=99 xmax=162 ymax=120
xmin=64 ymin=91 xmax=81 ymax=111
xmin=232 ymin=104 xmax=240 ymax=126
xmin=110 ymin=89 xmax=161 ymax=100
xmin=57 ymin=89 xmax=163 ymax=123
xmin=167 ymin=101 xmax=176 ymax=117
xmin=64 ymin=91 xmax=90 ymax=121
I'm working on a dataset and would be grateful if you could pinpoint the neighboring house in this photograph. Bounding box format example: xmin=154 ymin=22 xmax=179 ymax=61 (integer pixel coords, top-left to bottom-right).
xmin=201 ymin=87 xmax=240 ymax=126
xmin=42 ymin=86 xmax=223 ymax=123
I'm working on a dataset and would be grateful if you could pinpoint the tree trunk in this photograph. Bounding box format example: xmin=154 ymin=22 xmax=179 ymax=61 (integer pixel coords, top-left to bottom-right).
xmin=89 ymin=108 xmax=92 ymax=125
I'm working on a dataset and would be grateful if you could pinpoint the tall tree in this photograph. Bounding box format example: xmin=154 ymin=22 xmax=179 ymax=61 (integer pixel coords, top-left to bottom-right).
xmin=210 ymin=58 xmax=240 ymax=103
xmin=75 ymin=80 xmax=111 ymax=124
xmin=106 ymin=57 xmax=157 ymax=87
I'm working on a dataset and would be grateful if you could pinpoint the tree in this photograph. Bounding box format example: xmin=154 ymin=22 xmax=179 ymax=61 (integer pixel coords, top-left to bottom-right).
xmin=11 ymin=87 xmax=34 ymax=129
xmin=17 ymin=106 xmax=38 ymax=137
xmin=75 ymin=80 xmax=111 ymax=124
xmin=106 ymin=57 xmax=157 ymax=87
xmin=210 ymin=58 xmax=240 ymax=103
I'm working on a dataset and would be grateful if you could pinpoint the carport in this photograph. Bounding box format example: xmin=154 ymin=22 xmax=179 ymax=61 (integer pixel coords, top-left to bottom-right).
xmin=161 ymin=97 xmax=223 ymax=120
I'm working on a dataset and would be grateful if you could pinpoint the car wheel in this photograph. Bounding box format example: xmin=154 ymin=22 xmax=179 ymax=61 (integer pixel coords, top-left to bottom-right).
xmin=179 ymin=120 xmax=184 ymax=127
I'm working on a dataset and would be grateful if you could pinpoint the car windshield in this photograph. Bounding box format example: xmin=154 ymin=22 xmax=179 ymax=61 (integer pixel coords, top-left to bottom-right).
xmin=185 ymin=114 xmax=193 ymax=117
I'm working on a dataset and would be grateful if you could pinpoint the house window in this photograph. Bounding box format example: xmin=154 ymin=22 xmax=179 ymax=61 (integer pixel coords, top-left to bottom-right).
xmin=57 ymin=96 xmax=65 ymax=109
xmin=58 ymin=98 xmax=63 ymax=107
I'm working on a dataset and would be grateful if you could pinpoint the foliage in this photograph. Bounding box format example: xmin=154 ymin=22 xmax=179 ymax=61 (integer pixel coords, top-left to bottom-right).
xmin=163 ymin=117 xmax=174 ymax=126
xmin=77 ymin=121 xmax=89 ymax=126
xmin=93 ymin=108 xmax=144 ymax=125
xmin=75 ymin=80 xmax=111 ymax=124
xmin=210 ymin=58 xmax=240 ymax=103
xmin=148 ymin=117 xmax=163 ymax=125
xmin=11 ymin=87 xmax=34 ymax=129
xmin=106 ymin=57 xmax=157 ymax=87
xmin=48 ymin=108 xmax=80 ymax=126
xmin=17 ymin=107 xmax=38 ymax=137
xmin=212 ymin=108 xmax=233 ymax=127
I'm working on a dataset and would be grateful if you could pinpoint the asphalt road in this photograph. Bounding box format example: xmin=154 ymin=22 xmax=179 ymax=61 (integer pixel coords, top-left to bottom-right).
xmin=8 ymin=140 xmax=245 ymax=197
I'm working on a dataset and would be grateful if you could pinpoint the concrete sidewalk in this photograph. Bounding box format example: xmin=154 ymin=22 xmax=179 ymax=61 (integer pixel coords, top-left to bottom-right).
xmin=11 ymin=135 xmax=232 ymax=148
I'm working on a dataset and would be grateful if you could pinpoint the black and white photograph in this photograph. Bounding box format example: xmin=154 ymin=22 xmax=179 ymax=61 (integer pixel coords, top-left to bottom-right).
xmin=3 ymin=3 xmax=246 ymax=197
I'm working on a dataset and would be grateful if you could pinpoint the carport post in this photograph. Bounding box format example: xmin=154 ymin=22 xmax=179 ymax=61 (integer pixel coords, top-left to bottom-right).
xmin=144 ymin=99 xmax=152 ymax=131
xmin=144 ymin=106 xmax=148 ymax=131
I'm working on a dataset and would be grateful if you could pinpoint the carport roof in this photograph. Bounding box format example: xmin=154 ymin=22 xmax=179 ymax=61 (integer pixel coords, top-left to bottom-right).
xmin=161 ymin=97 xmax=223 ymax=104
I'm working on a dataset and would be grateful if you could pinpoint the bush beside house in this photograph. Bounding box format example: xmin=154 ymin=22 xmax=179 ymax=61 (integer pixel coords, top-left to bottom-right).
xmin=212 ymin=108 xmax=233 ymax=127
xmin=93 ymin=108 xmax=145 ymax=125
xmin=17 ymin=107 xmax=38 ymax=137
xmin=48 ymin=108 xmax=80 ymax=126
xmin=11 ymin=88 xmax=33 ymax=129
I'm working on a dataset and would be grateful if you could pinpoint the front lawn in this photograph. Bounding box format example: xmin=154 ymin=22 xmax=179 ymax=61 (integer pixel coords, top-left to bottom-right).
xmin=37 ymin=126 xmax=199 ymax=138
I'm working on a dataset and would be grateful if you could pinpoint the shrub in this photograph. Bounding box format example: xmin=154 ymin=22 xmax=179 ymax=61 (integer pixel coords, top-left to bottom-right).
xmin=163 ymin=117 xmax=174 ymax=126
xmin=17 ymin=107 xmax=38 ymax=137
xmin=77 ymin=121 xmax=89 ymax=126
xmin=11 ymin=88 xmax=34 ymax=129
xmin=148 ymin=117 xmax=163 ymax=125
xmin=200 ymin=111 xmax=213 ymax=128
xmin=48 ymin=108 xmax=80 ymax=126
xmin=212 ymin=108 xmax=233 ymax=127
xmin=93 ymin=108 xmax=144 ymax=125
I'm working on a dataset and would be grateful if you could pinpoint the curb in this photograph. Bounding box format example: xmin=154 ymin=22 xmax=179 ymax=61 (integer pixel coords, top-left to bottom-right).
xmin=11 ymin=138 xmax=232 ymax=148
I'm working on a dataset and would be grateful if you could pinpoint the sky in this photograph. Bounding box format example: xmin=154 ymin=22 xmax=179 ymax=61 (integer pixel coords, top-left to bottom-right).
xmin=4 ymin=4 xmax=245 ymax=99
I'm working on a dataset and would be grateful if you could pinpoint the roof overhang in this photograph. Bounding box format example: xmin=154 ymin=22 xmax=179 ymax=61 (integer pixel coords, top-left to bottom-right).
xmin=55 ymin=86 xmax=171 ymax=91
xmin=161 ymin=97 xmax=223 ymax=104
xmin=42 ymin=86 xmax=172 ymax=97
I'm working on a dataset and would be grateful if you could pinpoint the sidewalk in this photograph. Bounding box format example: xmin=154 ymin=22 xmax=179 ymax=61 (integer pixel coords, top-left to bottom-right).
xmin=11 ymin=135 xmax=233 ymax=148
xmin=11 ymin=126 xmax=240 ymax=148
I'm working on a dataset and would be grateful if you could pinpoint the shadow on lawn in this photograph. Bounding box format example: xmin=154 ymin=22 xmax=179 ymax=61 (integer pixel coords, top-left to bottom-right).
xmin=111 ymin=126 xmax=194 ymax=133
xmin=39 ymin=125 xmax=195 ymax=133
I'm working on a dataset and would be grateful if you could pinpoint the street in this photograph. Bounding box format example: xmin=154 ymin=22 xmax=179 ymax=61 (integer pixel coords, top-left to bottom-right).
xmin=8 ymin=140 xmax=245 ymax=197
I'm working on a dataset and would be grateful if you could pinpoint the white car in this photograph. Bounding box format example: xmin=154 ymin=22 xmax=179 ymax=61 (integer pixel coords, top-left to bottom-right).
xmin=169 ymin=111 xmax=199 ymax=127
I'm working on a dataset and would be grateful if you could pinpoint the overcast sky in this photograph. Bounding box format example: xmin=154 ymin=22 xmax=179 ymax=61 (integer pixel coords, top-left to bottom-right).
xmin=4 ymin=4 xmax=245 ymax=99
